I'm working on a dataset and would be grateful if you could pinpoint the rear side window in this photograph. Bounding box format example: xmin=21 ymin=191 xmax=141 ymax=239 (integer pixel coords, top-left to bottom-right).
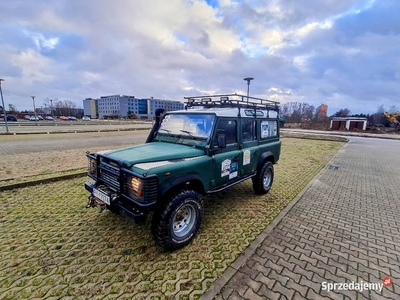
xmin=242 ymin=119 xmax=257 ymax=142
xmin=260 ymin=120 xmax=278 ymax=139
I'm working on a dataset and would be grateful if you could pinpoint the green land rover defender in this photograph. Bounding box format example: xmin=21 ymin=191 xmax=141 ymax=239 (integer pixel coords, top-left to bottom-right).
xmin=85 ymin=94 xmax=281 ymax=250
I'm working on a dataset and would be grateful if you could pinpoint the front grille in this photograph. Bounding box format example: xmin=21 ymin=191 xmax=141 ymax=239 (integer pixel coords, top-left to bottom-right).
xmin=99 ymin=159 xmax=120 ymax=190
xmin=87 ymin=154 xmax=97 ymax=179
xmin=143 ymin=177 xmax=158 ymax=203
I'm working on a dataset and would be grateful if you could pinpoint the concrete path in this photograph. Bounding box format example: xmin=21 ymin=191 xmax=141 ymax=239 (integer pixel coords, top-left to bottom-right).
xmin=203 ymin=137 xmax=400 ymax=299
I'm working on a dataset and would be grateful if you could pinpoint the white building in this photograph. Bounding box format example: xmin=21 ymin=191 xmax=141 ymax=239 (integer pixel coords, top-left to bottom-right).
xmin=330 ymin=117 xmax=367 ymax=131
xmin=83 ymin=98 xmax=98 ymax=119
xmin=83 ymin=95 xmax=184 ymax=119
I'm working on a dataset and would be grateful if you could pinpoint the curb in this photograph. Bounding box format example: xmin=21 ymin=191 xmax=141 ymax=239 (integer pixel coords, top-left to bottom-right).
xmin=0 ymin=172 xmax=87 ymax=191
xmin=280 ymin=133 xmax=348 ymax=142
xmin=200 ymin=141 xmax=349 ymax=300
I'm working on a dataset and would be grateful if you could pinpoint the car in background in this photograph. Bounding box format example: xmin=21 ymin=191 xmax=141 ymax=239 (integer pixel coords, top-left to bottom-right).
xmin=82 ymin=116 xmax=91 ymax=121
xmin=37 ymin=116 xmax=44 ymax=120
xmin=24 ymin=115 xmax=31 ymax=120
xmin=29 ymin=116 xmax=40 ymax=121
xmin=6 ymin=115 xmax=17 ymax=121
xmin=68 ymin=116 xmax=78 ymax=121
xmin=45 ymin=116 xmax=54 ymax=121
xmin=59 ymin=116 xmax=69 ymax=121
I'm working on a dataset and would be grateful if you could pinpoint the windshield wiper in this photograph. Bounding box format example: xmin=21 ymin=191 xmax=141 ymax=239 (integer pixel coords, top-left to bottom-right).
xmin=159 ymin=128 xmax=172 ymax=134
xmin=180 ymin=130 xmax=196 ymax=138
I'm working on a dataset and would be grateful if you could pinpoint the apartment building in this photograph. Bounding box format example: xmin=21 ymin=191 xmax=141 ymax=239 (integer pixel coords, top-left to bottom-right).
xmin=83 ymin=95 xmax=184 ymax=119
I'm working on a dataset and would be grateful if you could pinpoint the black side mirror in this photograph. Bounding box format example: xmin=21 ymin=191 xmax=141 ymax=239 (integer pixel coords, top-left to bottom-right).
xmin=217 ymin=134 xmax=226 ymax=148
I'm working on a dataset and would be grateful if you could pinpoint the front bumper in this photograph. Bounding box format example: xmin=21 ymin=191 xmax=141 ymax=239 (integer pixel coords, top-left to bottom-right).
xmin=85 ymin=181 xmax=150 ymax=224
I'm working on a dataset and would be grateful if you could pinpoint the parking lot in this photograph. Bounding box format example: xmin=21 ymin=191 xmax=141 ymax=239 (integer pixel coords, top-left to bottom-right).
xmin=0 ymin=120 xmax=152 ymax=134
xmin=0 ymin=133 xmax=344 ymax=299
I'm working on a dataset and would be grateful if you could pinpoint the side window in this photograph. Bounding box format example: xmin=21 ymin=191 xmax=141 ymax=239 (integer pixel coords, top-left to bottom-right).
xmin=214 ymin=119 xmax=237 ymax=146
xmin=260 ymin=120 xmax=278 ymax=139
xmin=242 ymin=119 xmax=257 ymax=142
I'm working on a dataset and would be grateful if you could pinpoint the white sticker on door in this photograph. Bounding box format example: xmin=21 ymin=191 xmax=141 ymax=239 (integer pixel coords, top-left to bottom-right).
xmin=229 ymin=162 xmax=238 ymax=179
xmin=243 ymin=150 xmax=251 ymax=165
xmin=221 ymin=159 xmax=231 ymax=177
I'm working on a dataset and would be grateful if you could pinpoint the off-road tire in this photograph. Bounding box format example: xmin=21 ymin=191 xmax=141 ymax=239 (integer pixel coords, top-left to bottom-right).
xmin=252 ymin=161 xmax=274 ymax=194
xmin=152 ymin=190 xmax=203 ymax=251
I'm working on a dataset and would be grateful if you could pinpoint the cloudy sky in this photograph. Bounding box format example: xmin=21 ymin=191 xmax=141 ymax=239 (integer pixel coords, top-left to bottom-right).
xmin=0 ymin=0 xmax=399 ymax=115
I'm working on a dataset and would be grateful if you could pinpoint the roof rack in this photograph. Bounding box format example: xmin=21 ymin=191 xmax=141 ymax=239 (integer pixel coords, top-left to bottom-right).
xmin=184 ymin=93 xmax=280 ymax=112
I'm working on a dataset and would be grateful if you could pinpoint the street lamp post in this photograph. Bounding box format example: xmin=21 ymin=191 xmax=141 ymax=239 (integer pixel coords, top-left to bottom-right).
xmin=50 ymin=99 xmax=54 ymax=121
xmin=243 ymin=77 xmax=254 ymax=103
xmin=0 ymin=79 xmax=9 ymax=133
xmin=31 ymin=96 xmax=38 ymax=126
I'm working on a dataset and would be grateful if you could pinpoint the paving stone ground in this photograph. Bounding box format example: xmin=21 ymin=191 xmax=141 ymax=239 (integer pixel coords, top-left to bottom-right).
xmin=0 ymin=137 xmax=343 ymax=299
xmin=204 ymin=137 xmax=400 ymax=300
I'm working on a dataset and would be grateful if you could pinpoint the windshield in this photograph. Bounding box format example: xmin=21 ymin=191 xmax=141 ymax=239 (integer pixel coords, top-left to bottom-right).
xmin=158 ymin=113 xmax=215 ymax=139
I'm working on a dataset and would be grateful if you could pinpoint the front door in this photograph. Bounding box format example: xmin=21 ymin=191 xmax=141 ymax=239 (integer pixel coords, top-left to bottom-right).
xmin=211 ymin=118 xmax=242 ymax=188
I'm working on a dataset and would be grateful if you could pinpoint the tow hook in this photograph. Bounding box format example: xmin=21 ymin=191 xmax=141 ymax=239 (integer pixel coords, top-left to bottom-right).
xmin=86 ymin=196 xmax=95 ymax=208
xmin=86 ymin=195 xmax=106 ymax=213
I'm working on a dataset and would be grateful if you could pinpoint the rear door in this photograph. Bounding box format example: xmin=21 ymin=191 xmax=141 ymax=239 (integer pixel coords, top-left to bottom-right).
xmin=259 ymin=119 xmax=281 ymax=163
xmin=241 ymin=118 xmax=259 ymax=175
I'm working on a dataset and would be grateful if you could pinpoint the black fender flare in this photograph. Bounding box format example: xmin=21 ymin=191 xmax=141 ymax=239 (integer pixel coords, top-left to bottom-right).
xmin=257 ymin=151 xmax=275 ymax=169
xmin=159 ymin=173 xmax=206 ymax=198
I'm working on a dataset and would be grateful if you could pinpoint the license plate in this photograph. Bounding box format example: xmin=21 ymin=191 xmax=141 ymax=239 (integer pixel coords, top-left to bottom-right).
xmin=93 ymin=188 xmax=110 ymax=205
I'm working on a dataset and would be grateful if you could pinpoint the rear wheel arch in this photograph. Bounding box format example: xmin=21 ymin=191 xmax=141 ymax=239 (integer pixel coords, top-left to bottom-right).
xmin=258 ymin=151 xmax=275 ymax=168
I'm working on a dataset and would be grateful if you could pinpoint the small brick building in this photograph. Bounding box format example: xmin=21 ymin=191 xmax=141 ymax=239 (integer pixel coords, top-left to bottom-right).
xmin=330 ymin=117 xmax=367 ymax=131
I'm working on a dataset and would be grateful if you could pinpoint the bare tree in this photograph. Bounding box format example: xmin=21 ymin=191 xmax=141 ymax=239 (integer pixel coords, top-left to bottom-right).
xmin=8 ymin=104 xmax=17 ymax=113
xmin=388 ymin=105 xmax=398 ymax=113
xmin=281 ymin=102 xmax=315 ymax=122
xmin=372 ymin=104 xmax=385 ymax=125
xmin=52 ymin=99 xmax=77 ymax=116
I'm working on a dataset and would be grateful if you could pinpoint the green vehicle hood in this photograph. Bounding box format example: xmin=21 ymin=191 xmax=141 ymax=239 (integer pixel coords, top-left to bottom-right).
xmin=99 ymin=142 xmax=206 ymax=168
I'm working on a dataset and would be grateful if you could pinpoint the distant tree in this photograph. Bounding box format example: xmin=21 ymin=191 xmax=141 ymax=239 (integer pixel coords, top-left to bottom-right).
xmin=350 ymin=113 xmax=368 ymax=118
xmin=54 ymin=99 xmax=77 ymax=116
xmin=388 ymin=105 xmax=398 ymax=113
xmin=372 ymin=104 xmax=385 ymax=125
xmin=332 ymin=108 xmax=351 ymax=117
xmin=41 ymin=97 xmax=56 ymax=115
xmin=280 ymin=102 xmax=314 ymax=122
xmin=8 ymin=104 xmax=17 ymax=113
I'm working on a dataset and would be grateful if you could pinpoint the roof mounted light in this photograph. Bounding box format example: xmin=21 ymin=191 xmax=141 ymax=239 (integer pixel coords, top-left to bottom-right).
xmin=220 ymin=96 xmax=229 ymax=101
